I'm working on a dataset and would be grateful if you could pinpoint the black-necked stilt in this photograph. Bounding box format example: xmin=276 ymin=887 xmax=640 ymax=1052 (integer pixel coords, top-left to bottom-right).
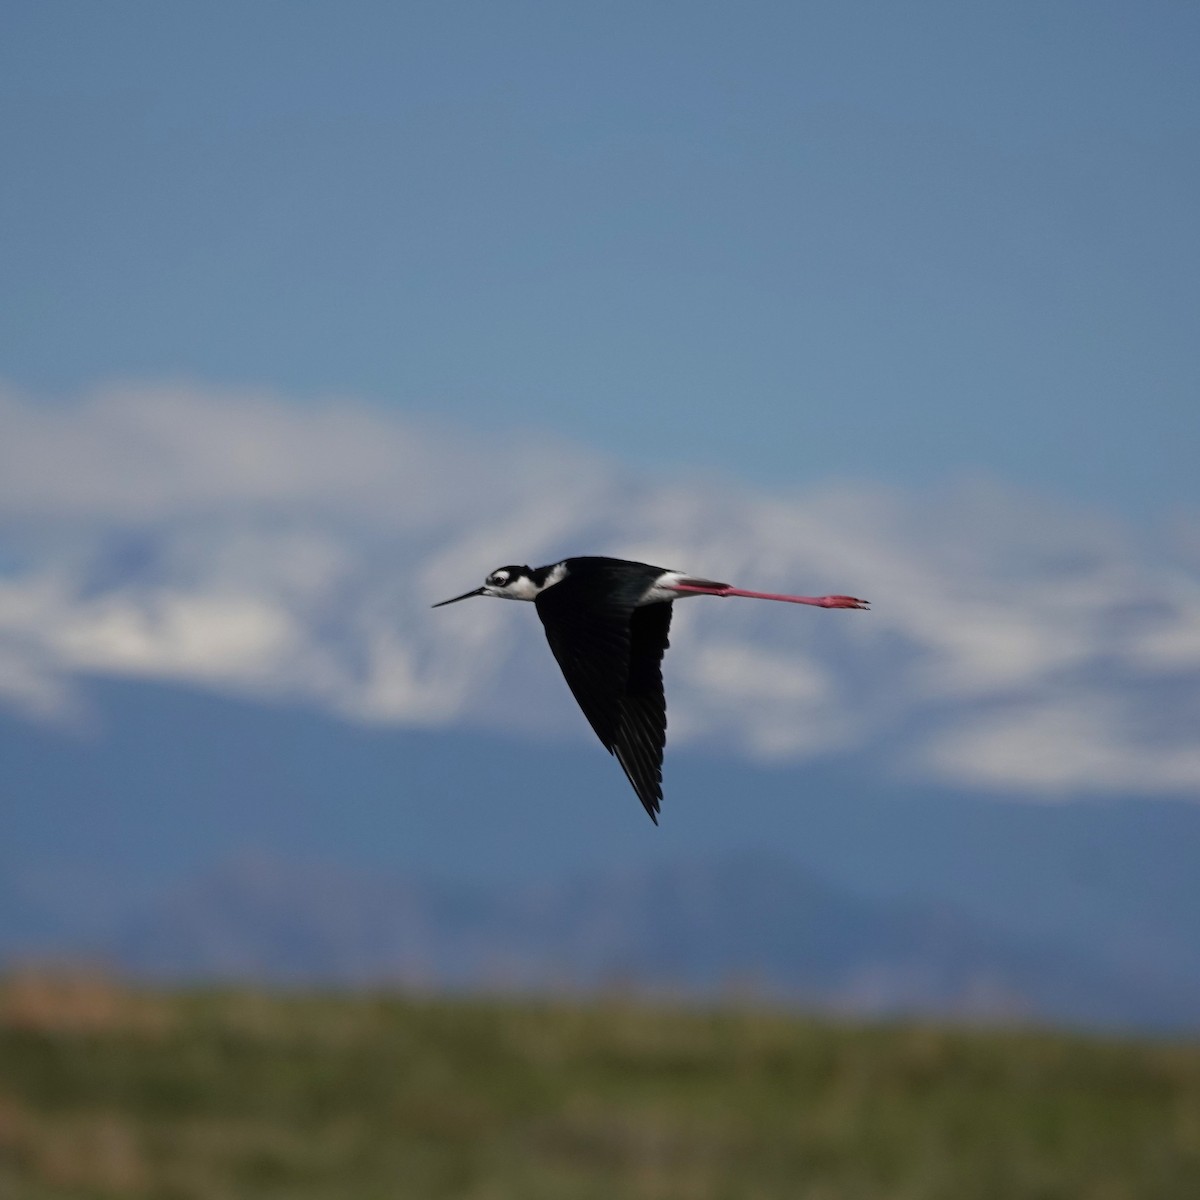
xmin=433 ymin=556 xmax=868 ymax=823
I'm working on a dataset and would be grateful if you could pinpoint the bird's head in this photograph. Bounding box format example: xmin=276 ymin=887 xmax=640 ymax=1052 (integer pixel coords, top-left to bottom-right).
xmin=432 ymin=564 xmax=537 ymax=606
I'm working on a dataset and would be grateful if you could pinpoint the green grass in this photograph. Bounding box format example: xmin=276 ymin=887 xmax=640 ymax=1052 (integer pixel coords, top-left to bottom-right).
xmin=1 ymin=972 xmax=1198 ymax=1199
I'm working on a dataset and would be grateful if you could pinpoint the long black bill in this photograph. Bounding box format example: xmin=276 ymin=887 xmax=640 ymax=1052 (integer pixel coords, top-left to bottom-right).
xmin=431 ymin=587 xmax=486 ymax=608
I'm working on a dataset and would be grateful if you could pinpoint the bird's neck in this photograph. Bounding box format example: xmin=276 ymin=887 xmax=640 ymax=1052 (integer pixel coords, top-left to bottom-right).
xmin=513 ymin=561 xmax=568 ymax=599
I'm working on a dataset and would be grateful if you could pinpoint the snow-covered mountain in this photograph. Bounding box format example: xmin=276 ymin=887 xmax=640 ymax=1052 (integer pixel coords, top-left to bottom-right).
xmin=3 ymin=382 xmax=1198 ymax=799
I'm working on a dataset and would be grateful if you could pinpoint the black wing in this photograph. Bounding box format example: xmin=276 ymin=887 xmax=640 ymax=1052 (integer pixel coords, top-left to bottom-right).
xmin=535 ymin=568 xmax=671 ymax=822
xmin=612 ymin=602 xmax=671 ymax=822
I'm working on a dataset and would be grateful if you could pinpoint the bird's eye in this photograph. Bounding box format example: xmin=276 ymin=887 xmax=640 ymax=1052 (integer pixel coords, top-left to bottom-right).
xmin=489 ymin=572 xmax=508 ymax=586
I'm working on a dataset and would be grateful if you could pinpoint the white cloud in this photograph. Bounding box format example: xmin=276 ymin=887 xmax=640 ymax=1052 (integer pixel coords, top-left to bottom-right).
xmin=0 ymin=382 xmax=607 ymax=529
xmin=51 ymin=590 xmax=299 ymax=681
xmin=1126 ymin=584 xmax=1200 ymax=672
xmin=1 ymin=381 xmax=1198 ymax=799
xmin=921 ymin=697 xmax=1200 ymax=794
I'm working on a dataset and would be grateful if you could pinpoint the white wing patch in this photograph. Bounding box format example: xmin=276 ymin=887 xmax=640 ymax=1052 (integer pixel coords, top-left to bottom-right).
xmin=638 ymin=570 xmax=700 ymax=605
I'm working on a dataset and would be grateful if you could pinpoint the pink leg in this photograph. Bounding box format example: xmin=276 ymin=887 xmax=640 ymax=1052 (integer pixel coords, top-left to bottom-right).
xmin=670 ymin=583 xmax=869 ymax=609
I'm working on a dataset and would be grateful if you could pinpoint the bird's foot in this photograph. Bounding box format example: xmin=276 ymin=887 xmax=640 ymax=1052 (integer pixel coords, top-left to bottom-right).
xmin=820 ymin=595 xmax=870 ymax=609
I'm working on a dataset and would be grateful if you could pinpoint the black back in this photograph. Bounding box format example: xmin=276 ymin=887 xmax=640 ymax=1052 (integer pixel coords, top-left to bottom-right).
xmin=534 ymin=558 xmax=671 ymax=822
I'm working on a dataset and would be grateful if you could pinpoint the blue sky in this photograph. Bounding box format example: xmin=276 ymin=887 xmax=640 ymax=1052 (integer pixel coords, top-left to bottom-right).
xmin=2 ymin=1 xmax=1198 ymax=516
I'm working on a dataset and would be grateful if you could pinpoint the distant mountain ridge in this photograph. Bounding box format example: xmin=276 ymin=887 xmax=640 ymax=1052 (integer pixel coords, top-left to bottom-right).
xmin=10 ymin=849 xmax=1198 ymax=1033
xmin=3 ymin=678 xmax=1199 ymax=1033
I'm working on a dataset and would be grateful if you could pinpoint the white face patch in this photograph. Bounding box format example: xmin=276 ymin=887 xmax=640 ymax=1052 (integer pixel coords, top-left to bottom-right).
xmin=501 ymin=575 xmax=541 ymax=600
xmin=484 ymin=566 xmax=536 ymax=601
xmin=483 ymin=561 xmax=568 ymax=602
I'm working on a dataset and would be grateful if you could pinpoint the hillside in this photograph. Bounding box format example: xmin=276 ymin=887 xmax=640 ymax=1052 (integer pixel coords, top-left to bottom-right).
xmin=6 ymin=681 xmax=1200 ymax=1034
xmin=1 ymin=973 xmax=1198 ymax=1200
xmin=32 ymin=852 xmax=1194 ymax=1032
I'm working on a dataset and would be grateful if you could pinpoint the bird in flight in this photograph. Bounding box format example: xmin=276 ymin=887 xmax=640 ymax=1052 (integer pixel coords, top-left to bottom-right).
xmin=433 ymin=556 xmax=868 ymax=823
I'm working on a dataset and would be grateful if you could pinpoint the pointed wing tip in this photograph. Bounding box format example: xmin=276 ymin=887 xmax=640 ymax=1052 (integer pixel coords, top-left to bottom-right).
xmin=623 ymin=766 xmax=663 ymax=826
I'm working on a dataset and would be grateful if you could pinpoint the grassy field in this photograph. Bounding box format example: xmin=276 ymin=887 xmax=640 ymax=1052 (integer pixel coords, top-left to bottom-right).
xmin=0 ymin=972 xmax=1198 ymax=1199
